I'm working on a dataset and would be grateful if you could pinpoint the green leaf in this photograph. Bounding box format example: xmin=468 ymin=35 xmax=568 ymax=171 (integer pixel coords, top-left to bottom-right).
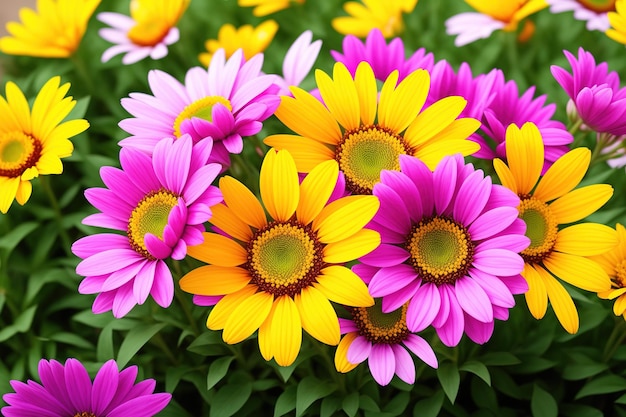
xmin=0 ymin=222 xmax=38 ymax=252
xmin=437 ymin=362 xmax=460 ymax=404
xmin=321 ymin=395 xmax=342 ymax=417
xmin=48 ymin=332 xmax=94 ymax=349
xmin=68 ymin=95 xmax=91 ymax=119
xmin=206 ymin=356 xmax=235 ymax=390
xmin=166 ymin=366 xmax=195 ymax=394
xmin=560 ymin=404 xmax=604 ymax=417
xmin=342 ymin=392 xmax=359 ymax=417
xmin=359 ymin=395 xmax=380 ymax=412
xmin=117 ymin=322 xmax=167 ymax=368
xmin=460 ymin=360 xmax=491 ymax=386
xmin=383 ymin=392 xmax=410 ymax=415
xmin=0 ymin=305 xmax=37 ymax=342
xmin=274 ymin=385 xmax=297 ymax=417
xmin=296 ymin=376 xmax=336 ymax=417
xmin=531 ymin=384 xmax=558 ymax=417
xmin=412 ymin=390 xmax=444 ymax=417
xmin=576 ymin=374 xmax=626 ymax=399
xmin=97 ymin=324 xmax=115 ymax=361
xmin=617 ymin=393 xmax=626 ymax=405
xmin=479 ymin=352 xmax=521 ymax=366
xmin=209 ymin=381 xmax=252 ymax=417
xmin=562 ymin=363 xmax=608 ymax=380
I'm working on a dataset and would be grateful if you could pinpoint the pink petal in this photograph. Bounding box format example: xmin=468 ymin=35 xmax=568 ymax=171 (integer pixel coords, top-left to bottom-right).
xmin=346 ymin=335 xmax=372 ymax=364
xmin=464 ymin=314 xmax=494 ymax=345
xmin=134 ymin=261 xmax=157 ymax=305
xmin=473 ymin=249 xmax=524 ymax=276
xmin=391 ymin=344 xmax=416 ymax=384
xmin=404 ymin=334 xmax=438 ymax=368
xmin=106 ymin=393 xmax=171 ymax=417
xmin=455 ymin=276 xmax=493 ymax=322
xmin=368 ymin=264 xmax=417 ymax=297
xmin=112 ymin=282 xmax=137 ymax=318
xmin=64 ymin=359 xmax=92 ymax=412
xmin=150 ymin=261 xmax=174 ymax=307
xmin=359 ymin=244 xmax=410 ymax=267
xmin=368 ymin=344 xmax=395 ymax=386
xmin=76 ymin=249 xmax=143 ymax=276
xmin=434 ymin=286 xmax=464 ymax=347
xmin=91 ymin=360 xmax=119 ymax=415
xmin=406 ymin=282 xmax=440 ymax=332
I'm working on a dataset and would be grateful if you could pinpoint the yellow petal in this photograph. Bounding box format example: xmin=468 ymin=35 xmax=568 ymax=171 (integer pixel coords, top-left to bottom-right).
xmin=534 ymin=147 xmax=590 ymax=202
xmin=259 ymin=149 xmax=299 ymax=222
xmin=0 ymin=177 xmax=20 ymax=214
xmin=5 ymin=81 xmax=31 ymax=131
xmin=209 ymin=203 xmax=252 ymax=242
xmin=412 ymin=138 xmax=480 ymax=170
xmin=378 ymin=69 xmax=429 ymax=133
xmin=180 ymin=265 xmax=251 ymax=296
xmin=14 ymin=179 xmax=32 ymax=205
xmin=403 ymin=96 xmax=467 ymax=146
xmin=614 ymin=295 xmax=626 ymax=316
xmin=222 ymin=291 xmax=274 ymax=344
xmin=503 ymin=123 xmax=543 ymax=195
xmin=317 ymin=63 xmax=360 ymax=131
xmin=220 ymin=176 xmax=267 ymax=229
xmin=297 ymin=159 xmax=339 ymax=225
xmin=406 ymin=117 xmax=480 ymax=152
xmin=294 ymin=286 xmax=340 ymax=345
xmin=543 ymin=270 xmax=579 ymax=334
xmin=315 ymin=266 xmax=375 ymax=307
xmin=323 ymin=229 xmax=380 ymax=263
xmin=207 ymin=285 xmax=259 ymax=330
xmin=264 ymin=134 xmax=336 ymax=173
xmin=312 ymin=195 xmax=380 ymax=243
xmin=335 ymin=332 xmax=360 ymax=373
xmin=258 ymin=295 xmax=302 ymax=366
xmin=354 ymin=62 xmax=377 ymax=126
xmin=493 ymin=158 xmax=518 ymax=195
xmin=543 ymin=252 xmax=611 ymax=292
xmin=522 ymin=263 xmax=548 ymax=320
xmin=549 ymin=185 xmax=613 ymax=224
xmin=187 ymin=232 xmax=247 ymax=267
xmin=554 ymin=223 xmax=618 ymax=256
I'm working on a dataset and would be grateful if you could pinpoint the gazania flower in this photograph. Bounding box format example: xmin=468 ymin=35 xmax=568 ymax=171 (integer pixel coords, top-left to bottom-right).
xmin=493 ymin=122 xmax=616 ymax=334
xmin=199 ymin=20 xmax=278 ymax=66
xmin=238 ymin=0 xmax=305 ymax=16
xmin=98 ymin=0 xmax=189 ymax=64
xmin=275 ymin=30 xmax=322 ymax=96
xmin=355 ymin=153 xmax=529 ymax=347
xmin=119 ymin=48 xmax=280 ymax=168
xmin=547 ymin=0 xmax=613 ymax=31
xmin=607 ymin=0 xmax=626 ymax=43
xmin=331 ymin=28 xmax=434 ymax=83
xmin=179 ymin=149 xmax=379 ymax=366
xmin=2 ymin=358 xmax=170 ymax=417
xmin=72 ymin=135 xmax=222 ymax=318
xmin=264 ymin=62 xmax=480 ymax=195
xmin=0 ymin=76 xmax=89 ymax=214
xmin=551 ymin=47 xmax=626 ymax=136
xmin=445 ymin=0 xmax=547 ymax=46
xmin=335 ymin=301 xmax=438 ymax=386
xmin=591 ymin=223 xmax=626 ymax=320
xmin=332 ymin=0 xmax=418 ymax=38
xmin=0 ymin=0 xmax=100 ymax=57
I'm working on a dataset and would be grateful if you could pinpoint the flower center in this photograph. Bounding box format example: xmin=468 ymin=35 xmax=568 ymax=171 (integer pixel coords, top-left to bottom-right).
xmin=577 ymin=0 xmax=616 ymax=13
xmin=351 ymin=300 xmax=408 ymax=344
xmin=406 ymin=217 xmax=474 ymax=285
xmin=127 ymin=189 xmax=178 ymax=259
xmin=247 ymin=220 xmax=324 ymax=297
xmin=74 ymin=413 xmax=97 ymax=417
xmin=0 ymin=131 xmax=41 ymax=178
xmin=173 ymin=96 xmax=233 ymax=138
xmin=335 ymin=125 xmax=409 ymax=194
xmin=127 ymin=19 xmax=170 ymax=46
xmin=612 ymin=259 xmax=626 ymax=288
xmin=518 ymin=197 xmax=558 ymax=264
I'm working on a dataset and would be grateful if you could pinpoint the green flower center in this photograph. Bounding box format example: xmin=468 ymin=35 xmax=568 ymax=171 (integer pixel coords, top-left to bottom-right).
xmin=577 ymin=0 xmax=616 ymax=13
xmin=173 ymin=96 xmax=233 ymax=138
xmin=335 ymin=125 xmax=409 ymax=194
xmin=0 ymin=131 xmax=41 ymax=178
xmin=518 ymin=197 xmax=558 ymax=264
xmin=406 ymin=217 xmax=474 ymax=285
xmin=127 ymin=189 xmax=178 ymax=259
xmin=351 ymin=299 xmax=408 ymax=344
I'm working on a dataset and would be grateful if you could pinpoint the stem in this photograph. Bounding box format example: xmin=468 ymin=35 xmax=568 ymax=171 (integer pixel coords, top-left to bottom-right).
xmin=603 ymin=318 xmax=626 ymax=362
xmin=39 ymin=176 xmax=73 ymax=257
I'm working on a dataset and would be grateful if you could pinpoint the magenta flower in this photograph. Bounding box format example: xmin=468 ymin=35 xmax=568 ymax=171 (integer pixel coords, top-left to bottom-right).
xmin=551 ymin=47 xmax=626 ymax=136
xmin=119 ymin=48 xmax=281 ymax=168
xmin=2 ymin=358 xmax=171 ymax=417
xmin=330 ymin=28 xmax=434 ymax=82
xmin=275 ymin=30 xmax=322 ymax=96
xmin=354 ymin=154 xmax=529 ymax=347
xmin=72 ymin=134 xmax=222 ymax=318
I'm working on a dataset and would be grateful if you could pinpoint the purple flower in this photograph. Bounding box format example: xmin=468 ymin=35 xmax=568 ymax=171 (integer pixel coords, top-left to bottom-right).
xmin=72 ymin=134 xmax=222 ymax=318
xmin=2 ymin=358 xmax=171 ymax=417
xmin=354 ymin=154 xmax=529 ymax=347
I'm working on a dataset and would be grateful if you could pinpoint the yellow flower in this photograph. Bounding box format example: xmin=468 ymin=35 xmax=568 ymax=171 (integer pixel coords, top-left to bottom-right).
xmin=126 ymin=0 xmax=189 ymax=46
xmin=238 ymin=0 xmax=305 ymax=17
xmin=264 ymin=61 xmax=480 ymax=195
xmin=493 ymin=122 xmax=616 ymax=334
xmin=607 ymin=0 xmax=626 ymax=44
xmin=199 ymin=20 xmax=278 ymax=66
xmin=179 ymin=149 xmax=379 ymax=366
xmin=332 ymin=0 xmax=419 ymax=38
xmin=590 ymin=224 xmax=626 ymax=320
xmin=0 ymin=77 xmax=89 ymax=213
xmin=0 ymin=0 xmax=101 ymax=58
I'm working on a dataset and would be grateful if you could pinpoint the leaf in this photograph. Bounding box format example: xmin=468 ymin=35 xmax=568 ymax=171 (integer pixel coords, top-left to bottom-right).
xmin=209 ymin=382 xmax=252 ymax=417
xmin=383 ymin=392 xmax=410 ymax=414
xmin=617 ymin=393 xmax=626 ymax=405
xmin=320 ymin=395 xmax=342 ymax=417
xmin=166 ymin=366 xmax=195 ymax=394
xmin=48 ymin=332 xmax=95 ymax=349
xmin=97 ymin=324 xmax=115 ymax=361
xmin=437 ymin=362 xmax=460 ymax=404
xmin=560 ymin=404 xmax=604 ymax=417
xmin=562 ymin=363 xmax=608 ymax=381
xmin=359 ymin=395 xmax=380 ymax=412
xmin=412 ymin=390 xmax=444 ymax=417
xmin=531 ymin=384 xmax=558 ymax=417
xmin=274 ymin=385 xmax=297 ymax=417
xmin=0 ymin=305 xmax=38 ymax=342
xmin=117 ymin=322 xmax=167 ymax=368
xmin=342 ymin=392 xmax=359 ymax=417
xmin=575 ymin=374 xmax=626 ymax=399
xmin=206 ymin=356 xmax=235 ymax=390
xmin=0 ymin=222 xmax=38 ymax=252
xmin=479 ymin=351 xmax=521 ymax=366
xmin=296 ymin=376 xmax=337 ymax=417
xmin=460 ymin=360 xmax=491 ymax=386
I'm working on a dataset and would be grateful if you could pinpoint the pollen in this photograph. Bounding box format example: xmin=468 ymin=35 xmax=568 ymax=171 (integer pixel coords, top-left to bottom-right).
xmin=612 ymin=259 xmax=626 ymax=289
xmin=351 ymin=300 xmax=408 ymax=345
xmin=0 ymin=131 xmax=41 ymax=178
xmin=173 ymin=96 xmax=233 ymax=138
xmin=73 ymin=413 xmax=97 ymax=417
xmin=518 ymin=197 xmax=558 ymax=264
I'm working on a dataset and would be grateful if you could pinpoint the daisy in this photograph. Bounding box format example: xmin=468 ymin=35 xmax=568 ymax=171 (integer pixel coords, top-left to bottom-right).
xmin=330 ymin=28 xmax=435 ymax=83
xmin=2 ymin=358 xmax=170 ymax=417
xmin=590 ymin=223 xmax=626 ymax=320
xmin=264 ymin=61 xmax=480 ymax=195
xmin=493 ymin=122 xmax=616 ymax=334
xmin=332 ymin=0 xmax=418 ymax=38
xmin=354 ymin=153 xmax=529 ymax=347
xmin=335 ymin=301 xmax=438 ymax=386
xmin=0 ymin=0 xmax=100 ymax=57
xmin=118 ymin=48 xmax=281 ymax=168
xmin=238 ymin=0 xmax=305 ymax=16
xmin=72 ymin=134 xmax=222 ymax=318
xmin=551 ymin=47 xmax=626 ymax=136
xmin=547 ymin=0 xmax=614 ymax=31
xmin=98 ymin=0 xmax=189 ymax=65
xmin=274 ymin=30 xmax=322 ymax=96
xmin=199 ymin=20 xmax=278 ymax=66
xmin=607 ymin=0 xmax=626 ymax=43
xmin=0 ymin=76 xmax=89 ymax=214
xmin=179 ymin=149 xmax=379 ymax=366
xmin=445 ymin=0 xmax=548 ymax=46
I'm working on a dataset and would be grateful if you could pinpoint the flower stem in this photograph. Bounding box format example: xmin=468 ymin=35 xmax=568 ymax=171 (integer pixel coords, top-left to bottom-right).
xmin=39 ymin=175 xmax=73 ymax=257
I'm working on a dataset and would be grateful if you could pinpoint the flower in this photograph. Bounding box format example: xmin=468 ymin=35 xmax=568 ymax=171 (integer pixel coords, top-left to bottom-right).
xmin=591 ymin=223 xmax=626 ymax=320
xmin=238 ymin=0 xmax=305 ymax=16
xmin=199 ymin=20 xmax=279 ymax=66
xmin=330 ymin=28 xmax=434 ymax=82
xmin=332 ymin=0 xmax=418 ymax=38
xmin=335 ymin=300 xmax=438 ymax=386
xmin=547 ymin=0 xmax=613 ymax=31
xmin=118 ymin=48 xmax=280 ymax=168
xmin=354 ymin=153 xmax=529 ymax=347
xmin=493 ymin=122 xmax=616 ymax=334
xmin=179 ymin=149 xmax=379 ymax=366
xmin=275 ymin=30 xmax=322 ymax=96
xmin=445 ymin=0 xmax=547 ymax=46
xmin=551 ymin=47 xmax=626 ymax=136
xmin=0 ymin=0 xmax=100 ymax=57
xmin=607 ymin=0 xmax=626 ymax=43
xmin=72 ymin=134 xmax=222 ymax=318
xmin=2 ymin=358 xmax=171 ymax=417
xmin=0 ymin=76 xmax=89 ymax=214
xmin=264 ymin=62 xmax=480 ymax=195
xmin=98 ymin=0 xmax=189 ymax=65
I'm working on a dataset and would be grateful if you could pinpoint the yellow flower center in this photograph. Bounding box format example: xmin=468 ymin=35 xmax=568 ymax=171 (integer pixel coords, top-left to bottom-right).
xmin=335 ymin=125 xmax=409 ymax=194
xmin=612 ymin=259 xmax=626 ymax=288
xmin=74 ymin=413 xmax=97 ymax=417
xmin=406 ymin=217 xmax=474 ymax=285
xmin=518 ymin=197 xmax=558 ymax=264
xmin=351 ymin=300 xmax=408 ymax=344
xmin=0 ymin=131 xmax=41 ymax=178
xmin=173 ymin=96 xmax=233 ymax=138
xmin=127 ymin=190 xmax=178 ymax=259
xmin=127 ymin=19 xmax=170 ymax=46
xmin=247 ymin=221 xmax=324 ymax=297
xmin=577 ymin=0 xmax=616 ymax=13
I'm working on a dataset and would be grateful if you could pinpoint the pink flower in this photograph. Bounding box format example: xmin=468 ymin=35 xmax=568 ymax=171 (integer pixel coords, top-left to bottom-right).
xmin=547 ymin=0 xmax=613 ymax=31
xmin=274 ymin=30 xmax=322 ymax=96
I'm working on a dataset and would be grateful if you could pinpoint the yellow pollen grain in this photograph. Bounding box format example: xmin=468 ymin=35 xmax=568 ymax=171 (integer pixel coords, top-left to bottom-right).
xmin=518 ymin=197 xmax=558 ymax=263
xmin=0 ymin=131 xmax=41 ymax=178
xmin=613 ymin=259 xmax=626 ymax=289
xmin=127 ymin=189 xmax=178 ymax=258
xmin=352 ymin=302 xmax=408 ymax=344
xmin=173 ymin=96 xmax=233 ymax=138
xmin=73 ymin=412 xmax=97 ymax=417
